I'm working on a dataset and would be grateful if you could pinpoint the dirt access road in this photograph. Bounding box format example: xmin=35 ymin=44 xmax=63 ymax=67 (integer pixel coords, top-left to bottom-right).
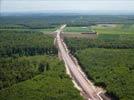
xmin=55 ymin=25 xmax=110 ymax=100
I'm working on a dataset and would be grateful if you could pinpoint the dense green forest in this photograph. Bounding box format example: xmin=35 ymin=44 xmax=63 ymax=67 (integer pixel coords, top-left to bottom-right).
xmin=75 ymin=48 xmax=134 ymax=100
xmin=65 ymin=34 xmax=134 ymax=53
xmin=0 ymin=15 xmax=134 ymax=29
xmin=0 ymin=15 xmax=134 ymax=100
xmin=0 ymin=30 xmax=57 ymax=57
xmin=0 ymin=29 xmax=83 ymax=100
xmin=0 ymin=55 xmax=83 ymax=100
xmin=0 ymin=56 xmax=49 ymax=89
xmin=65 ymin=31 xmax=134 ymax=99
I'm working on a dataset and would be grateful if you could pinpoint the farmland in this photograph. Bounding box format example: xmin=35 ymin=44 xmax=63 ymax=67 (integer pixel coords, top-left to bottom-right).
xmin=64 ymin=24 xmax=134 ymax=34
xmin=64 ymin=27 xmax=92 ymax=32
xmin=92 ymin=24 xmax=134 ymax=34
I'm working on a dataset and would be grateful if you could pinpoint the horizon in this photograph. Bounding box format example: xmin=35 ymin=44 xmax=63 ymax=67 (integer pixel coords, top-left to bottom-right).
xmin=1 ymin=10 xmax=134 ymax=16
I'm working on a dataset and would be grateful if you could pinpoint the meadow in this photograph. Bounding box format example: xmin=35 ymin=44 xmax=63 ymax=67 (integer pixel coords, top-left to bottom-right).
xmin=92 ymin=24 xmax=134 ymax=34
xmin=64 ymin=27 xmax=92 ymax=32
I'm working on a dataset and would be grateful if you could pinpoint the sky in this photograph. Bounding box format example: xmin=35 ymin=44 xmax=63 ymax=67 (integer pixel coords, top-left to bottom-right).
xmin=1 ymin=0 xmax=134 ymax=14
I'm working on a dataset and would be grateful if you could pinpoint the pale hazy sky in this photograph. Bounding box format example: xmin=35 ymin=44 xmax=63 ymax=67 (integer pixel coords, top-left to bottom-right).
xmin=1 ymin=0 xmax=134 ymax=13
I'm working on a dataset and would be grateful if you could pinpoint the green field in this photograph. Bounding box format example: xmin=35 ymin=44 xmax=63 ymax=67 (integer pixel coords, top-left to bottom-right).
xmin=64 ymin=27 xmax=92 ymax=32
xmin=0 ymin=55 xmax=83 ymax=100
xmin=92 ymin=24 xmax=134 ymax=34
xmin=63 ymin=24 xmax=134 ymax=39
xmin=75 ymin=48 xmax=134 ymax=100
xmin=64 ymin=24 xmax=134 ymax=34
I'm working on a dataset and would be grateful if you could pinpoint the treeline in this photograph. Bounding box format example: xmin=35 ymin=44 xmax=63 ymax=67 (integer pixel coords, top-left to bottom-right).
xmin=0 ymin=30 xmax=57 ymax=57
xmin=1 ymin=15 xmax=134 ymax=29
xmin=0 ymin=55 xmax=83 ymax=100
xmin=65 ymin=34 xmax=134 ymax=54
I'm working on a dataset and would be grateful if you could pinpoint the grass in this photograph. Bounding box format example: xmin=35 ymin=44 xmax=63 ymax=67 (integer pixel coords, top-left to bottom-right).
xmin=64 ymin=27 xmax=92 ymax=32
xmin=63 ymin=24 xmax=134 ymax=38
xmin=92 ymin=24 xmax=134 ymax=34
xmin=63 ymin=24 xmax=134 ymax=35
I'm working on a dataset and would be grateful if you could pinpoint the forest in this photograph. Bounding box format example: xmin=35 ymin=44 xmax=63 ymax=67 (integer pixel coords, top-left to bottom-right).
xmin=75 ymin=48 xmax=134 ymax=100
xmin=0 ymin=15 xmax=134 ymax=100
xmin=0 ymin=29 xmax=83 ymax=100
xmin=0 ymin=29 xmax=56 ymax=89
xmin=0 ymin=55 xmax=83 ymax=100
xmin=65 ymin=34 xmax=134 ymax=54
xmin=64 ymin=25 xmax=134 ymax=100
xmin=0 ymin=15 xmax=134 ymax=29
xmin=0 ymin=30 xmax=57 ymax=57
